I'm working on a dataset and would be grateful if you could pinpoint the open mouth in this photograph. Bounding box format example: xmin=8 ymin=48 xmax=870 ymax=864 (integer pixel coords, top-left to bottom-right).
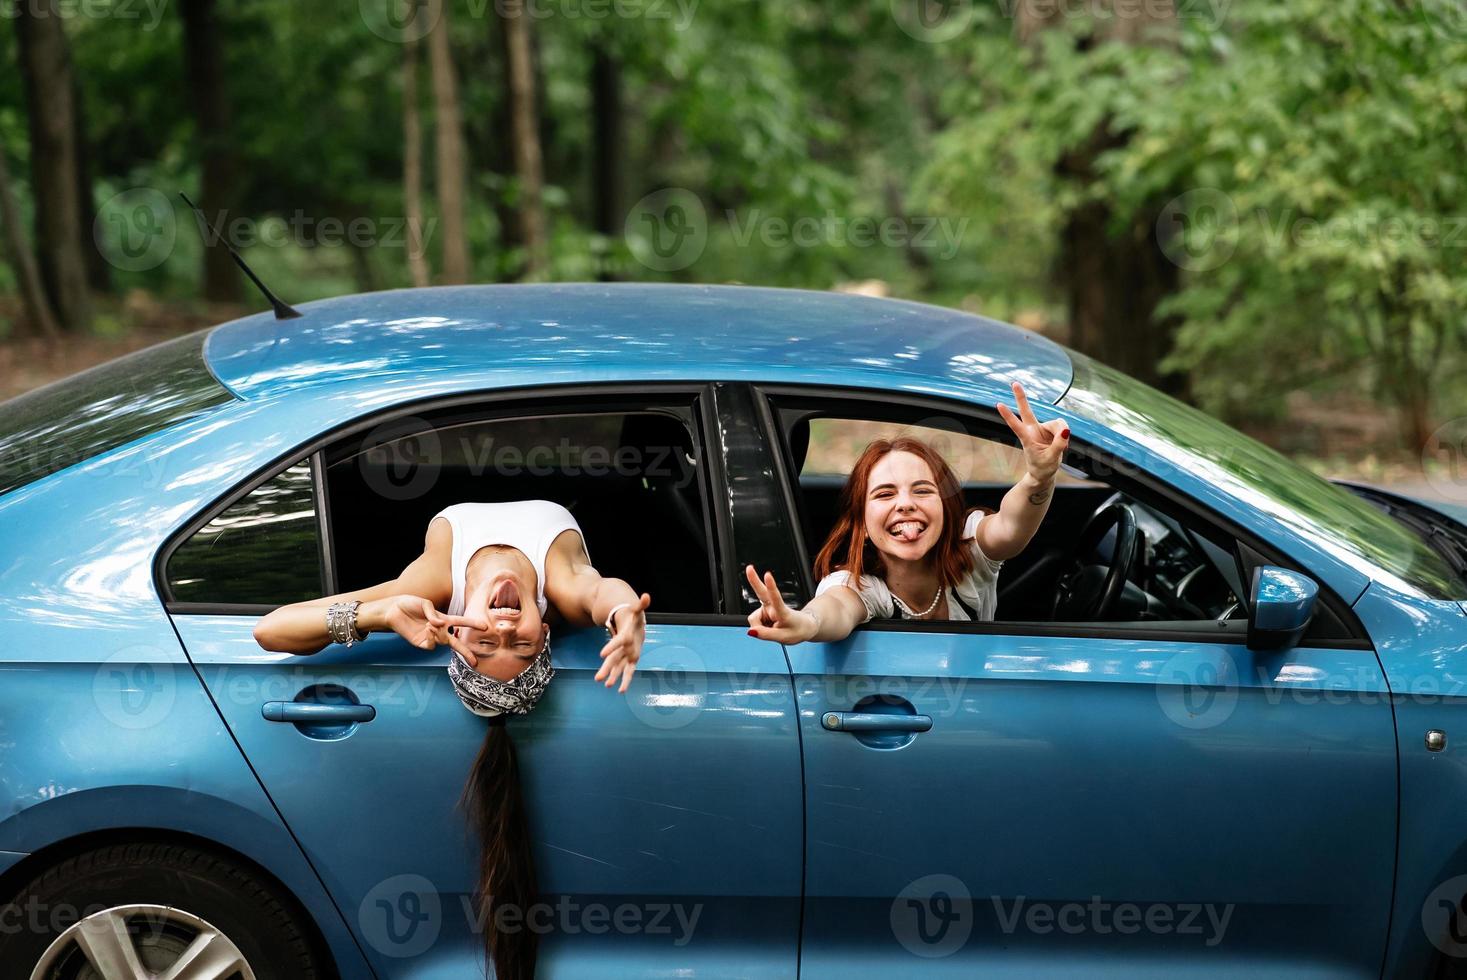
xmin=489 ymin=578 xmax=523 ymax=617
xmin=887 ymin=519 xmax=927 ymax=542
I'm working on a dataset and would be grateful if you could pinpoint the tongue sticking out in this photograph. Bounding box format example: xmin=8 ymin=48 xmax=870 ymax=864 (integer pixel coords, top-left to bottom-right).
xmin=891 ymin=522 xmax=923 ymax=542
xmin=490 ymin=579 xmax=522 ymax=611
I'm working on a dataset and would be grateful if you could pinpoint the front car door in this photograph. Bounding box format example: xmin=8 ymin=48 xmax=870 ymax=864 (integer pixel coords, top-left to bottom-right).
xmin=752 ymin=385 xmax=1397 ymax=978
xmin=163 ymin=386 xmax=804 ymax=978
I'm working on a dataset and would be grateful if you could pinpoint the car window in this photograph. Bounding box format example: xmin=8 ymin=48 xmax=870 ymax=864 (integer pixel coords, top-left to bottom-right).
xmin=1062 ymin=352 xmax=1467 ymax=600
xmin=773 ymin=399 xmax=1248 ymax=628
xmin=0 ymin=331 xmax=235 ymax=498
xmin=322 ymin=404 xmax=721 ymax=614
xmin=166 ymin=461 xmax=324 ymax=605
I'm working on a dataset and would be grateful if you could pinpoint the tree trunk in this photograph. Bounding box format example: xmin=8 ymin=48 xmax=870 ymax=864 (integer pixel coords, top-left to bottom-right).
xmin=590 ymin=42 xmax=623 ymax=281
xmin=428 ymin=0 xmax=470 ymax=284
xmin=71 ymin=79 xmax=109 ymax=293
xmin=0 ymin=147 xmax=60 ymax=338
xmin=179 ymin=0 xmax=241 ymax=303
xmin=14 ymin=0 xmax=91 ymax=331
xmin=1017 ymin=1 xmax=1184 ymax=396
xmin=500 ymin=0 xmax=548 ymax=279
xmin=402 ymin=32 xmax=431 ymax=287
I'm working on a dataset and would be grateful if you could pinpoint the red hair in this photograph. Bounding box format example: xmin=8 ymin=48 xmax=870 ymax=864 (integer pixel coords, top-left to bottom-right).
xmin=813 ymin=437 xmax=977 ymax=590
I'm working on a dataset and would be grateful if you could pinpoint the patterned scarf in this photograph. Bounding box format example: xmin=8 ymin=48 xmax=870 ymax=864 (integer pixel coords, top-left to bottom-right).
xmin=447 ymin=640 xmax=554 ymax=717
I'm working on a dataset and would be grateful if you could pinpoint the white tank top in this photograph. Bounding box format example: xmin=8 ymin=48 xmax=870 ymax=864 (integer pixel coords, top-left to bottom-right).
xmin=430 ymin=500 xmax=586 ymax=617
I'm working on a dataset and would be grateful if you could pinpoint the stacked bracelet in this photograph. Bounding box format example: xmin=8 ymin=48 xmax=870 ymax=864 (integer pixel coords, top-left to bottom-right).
xmin=327 ymin=600 xmax=368 ymax=647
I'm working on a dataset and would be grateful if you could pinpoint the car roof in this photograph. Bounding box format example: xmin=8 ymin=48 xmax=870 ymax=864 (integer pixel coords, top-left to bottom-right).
xmin=204 ymin=283 xmax=1074 ymax=404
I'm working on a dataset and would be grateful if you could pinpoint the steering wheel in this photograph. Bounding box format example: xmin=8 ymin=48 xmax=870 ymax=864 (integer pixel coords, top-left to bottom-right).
xmin=1051 ymin=500 xmax=1141 ymax=621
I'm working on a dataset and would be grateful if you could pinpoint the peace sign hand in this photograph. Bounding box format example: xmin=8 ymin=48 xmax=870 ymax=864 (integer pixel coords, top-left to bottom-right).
xmin=996 ymin=381 xmax=1071 ymax=484
xmin=596 ymin=592 xmax=651 ymax=694
xmin=375 ymin=595 xmax=486 ymax=658
xmin=745 ymin=565 xmax=819 ymax=644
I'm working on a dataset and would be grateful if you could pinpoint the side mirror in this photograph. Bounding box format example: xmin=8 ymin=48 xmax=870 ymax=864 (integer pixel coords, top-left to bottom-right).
xmin=1247 ymin=566 xmax=1319 ymax=652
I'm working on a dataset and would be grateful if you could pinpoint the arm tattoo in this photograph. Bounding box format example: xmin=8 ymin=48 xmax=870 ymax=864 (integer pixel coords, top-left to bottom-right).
xmin=1028 ymin=485 xmax=1052 ymax=506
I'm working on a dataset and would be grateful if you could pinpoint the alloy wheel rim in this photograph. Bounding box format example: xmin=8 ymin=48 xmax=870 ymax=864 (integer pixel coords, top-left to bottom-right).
xmin=30 ymin=903 xmax=255 ymax=980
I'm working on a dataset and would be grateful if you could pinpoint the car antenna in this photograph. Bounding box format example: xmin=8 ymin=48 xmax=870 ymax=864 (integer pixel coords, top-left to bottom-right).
xmin=179 ymin=192 xmax=302 ymax=320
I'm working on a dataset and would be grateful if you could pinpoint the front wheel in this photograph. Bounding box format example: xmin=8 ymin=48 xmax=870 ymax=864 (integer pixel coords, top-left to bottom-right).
xmin=0 ymin=842 xmax=326 ymax=980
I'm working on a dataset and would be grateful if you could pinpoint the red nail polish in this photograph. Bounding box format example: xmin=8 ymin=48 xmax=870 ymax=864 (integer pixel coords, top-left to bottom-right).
xmin=1061 ymin=428 xmax=1070 ymax=439
xmin=747 ymin=629 xmax=758 ymax=637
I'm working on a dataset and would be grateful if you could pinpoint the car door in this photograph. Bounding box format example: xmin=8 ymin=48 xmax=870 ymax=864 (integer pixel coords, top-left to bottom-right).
xmin=754 ymin=387 xmax=1397 ymax=979
xmin=162 ymin=389 xmax=804 ymax=979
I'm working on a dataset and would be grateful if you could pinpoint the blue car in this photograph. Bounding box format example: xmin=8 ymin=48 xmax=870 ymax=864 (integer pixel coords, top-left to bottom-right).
xmin=2 ymin=284 xmax=1466 ymax=980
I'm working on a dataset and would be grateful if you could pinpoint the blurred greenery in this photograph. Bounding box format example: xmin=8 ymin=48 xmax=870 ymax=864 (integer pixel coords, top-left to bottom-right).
xmin=0 ymin=0 xmax=1463 ymax=460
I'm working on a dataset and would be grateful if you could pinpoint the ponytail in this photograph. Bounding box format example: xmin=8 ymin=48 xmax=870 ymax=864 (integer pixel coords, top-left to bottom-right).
xmin=461 ymin=721 xmax=538 ymax=979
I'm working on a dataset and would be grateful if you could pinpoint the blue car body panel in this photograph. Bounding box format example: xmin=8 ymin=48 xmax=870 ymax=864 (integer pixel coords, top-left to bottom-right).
xmin=3 ymin=284 xmax=1467 ymax=977
xmin=170 ymin=616 xmax=804 ymax=978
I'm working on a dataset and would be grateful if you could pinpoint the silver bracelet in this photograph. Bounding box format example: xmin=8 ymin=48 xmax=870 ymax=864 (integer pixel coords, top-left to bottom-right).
xmin=327 ymin=600 xmax=367 ymax=647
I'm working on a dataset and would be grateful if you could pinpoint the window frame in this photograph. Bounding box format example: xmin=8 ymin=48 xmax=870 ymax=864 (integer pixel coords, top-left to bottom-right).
xmin=753 ymin=383 xmax=1372 ymax=650
xmin=156 ymin=383 xmax=742 ymax=626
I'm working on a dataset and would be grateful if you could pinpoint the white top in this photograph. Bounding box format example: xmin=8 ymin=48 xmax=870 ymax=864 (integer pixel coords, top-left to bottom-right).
xmin=430 ymin=500 xmax=585 ymax=617
xmin=815 ymin=510 xmax=1003 ymax=622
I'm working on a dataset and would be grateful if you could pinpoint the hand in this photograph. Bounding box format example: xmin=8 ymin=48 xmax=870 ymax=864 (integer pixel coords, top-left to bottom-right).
xmin=369 ymin=595 xmax=486 ymax=659
xmin=596 ymin=592 xmax=651 ymax=693
xmin=997 ymin=381 xmax=1070 ymax=485
xmin=745 ymin=565 xmax=818 ymax=644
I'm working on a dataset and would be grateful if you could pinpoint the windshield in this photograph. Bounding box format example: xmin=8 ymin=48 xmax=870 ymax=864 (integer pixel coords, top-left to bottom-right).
xmin=1061 ymin=353 xmax=1466 ymax=600
xmin=0 ymin=330 xmax=235 ymax=498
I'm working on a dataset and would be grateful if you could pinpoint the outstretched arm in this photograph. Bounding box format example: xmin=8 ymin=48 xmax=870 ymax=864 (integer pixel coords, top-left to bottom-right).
xmin=744 ymin=565 xmax=867 ymax=645
xmin=253 ymin=518 xmax=476 ymax=654
xmin=976 ymin=381 xmax=1071 ymax=562
xmin=542 ymin=530 xmax=651 ymax=693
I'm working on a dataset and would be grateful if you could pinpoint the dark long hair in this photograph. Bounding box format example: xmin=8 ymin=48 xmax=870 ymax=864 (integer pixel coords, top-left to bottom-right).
xmin=460 ymin=721 xmax=538 ymax=979
xmin=813 ymin=436 xmax=976 ymax=589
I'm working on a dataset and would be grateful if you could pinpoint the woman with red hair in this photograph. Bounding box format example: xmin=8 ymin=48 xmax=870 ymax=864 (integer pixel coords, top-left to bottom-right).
xmin=746 ymin=382 xmax=1069 ymax=641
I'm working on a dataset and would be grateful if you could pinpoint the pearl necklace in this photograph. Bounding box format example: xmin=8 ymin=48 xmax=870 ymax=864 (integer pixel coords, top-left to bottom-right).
xmin=892 ymin=584 xmax=943 ymax=619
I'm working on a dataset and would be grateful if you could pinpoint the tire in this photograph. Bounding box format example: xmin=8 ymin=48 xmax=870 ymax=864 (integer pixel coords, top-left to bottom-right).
xmin=0 ymin=841 xmax=325 ymax=980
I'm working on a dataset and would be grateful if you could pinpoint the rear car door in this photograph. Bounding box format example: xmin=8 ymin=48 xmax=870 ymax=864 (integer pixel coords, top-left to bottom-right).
xmin=163 ymin=387 xmax=804 ymax=978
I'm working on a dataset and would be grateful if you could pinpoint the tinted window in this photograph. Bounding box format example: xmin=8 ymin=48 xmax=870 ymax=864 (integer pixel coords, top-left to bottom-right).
xmin=324 ymin=407 xmax=719 ymax=614
xmin=1062 ymin=352 xmax=1466 ymax=600
xmin=168 ymin=461 xmax=323 ymax=605
xmin=0 ymin=331 xmax=235 ymax=497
